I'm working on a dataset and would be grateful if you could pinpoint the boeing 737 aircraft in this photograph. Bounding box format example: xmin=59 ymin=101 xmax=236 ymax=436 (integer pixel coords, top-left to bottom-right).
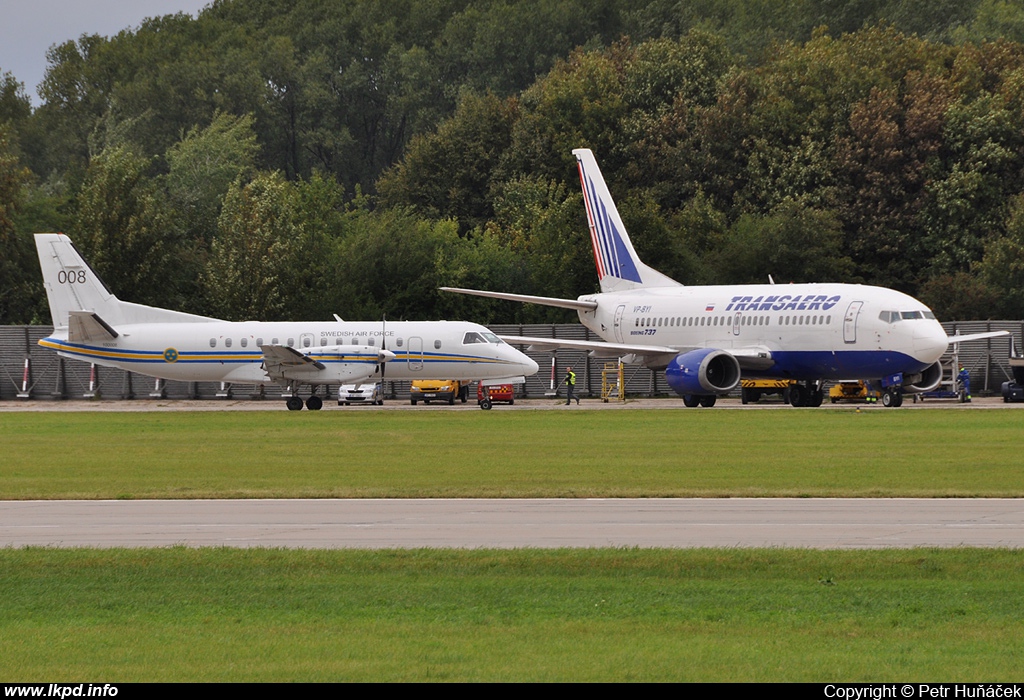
xmin=35 ymin=233 xmax=538 ymax=410
xmin=443 ymin=148 xmax=1004 ymax=407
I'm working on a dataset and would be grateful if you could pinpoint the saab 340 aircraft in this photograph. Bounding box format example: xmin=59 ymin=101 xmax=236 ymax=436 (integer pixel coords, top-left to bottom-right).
xmin=35 ymin=233 xmax=538 ymax=410
xmin=443 ymin=148 xmax=1005 ymax=408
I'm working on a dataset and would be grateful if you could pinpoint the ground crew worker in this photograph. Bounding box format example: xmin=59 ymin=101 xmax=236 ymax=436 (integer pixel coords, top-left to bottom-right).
xmin=958 ymin=366 xmax=972 ymax=402
xmin=564 ymin=367 xmax=579 ymax=405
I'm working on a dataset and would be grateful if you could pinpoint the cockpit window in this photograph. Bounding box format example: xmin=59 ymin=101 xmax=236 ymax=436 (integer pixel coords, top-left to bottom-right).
xmin=900 ymin=311 xmax=923 ymax=320
xmin=879 ymin=311 xmax=900 ymax=323
xmin=923 ymin=311 xmax=936 ymax=320
xmin=465 ymin=331 xmax=503 ymax=344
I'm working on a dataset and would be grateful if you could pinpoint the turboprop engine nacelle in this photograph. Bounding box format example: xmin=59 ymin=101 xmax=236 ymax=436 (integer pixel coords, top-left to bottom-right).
xmin=664 ymin=348 xmax=742 ymax=397
xmin=269 ymin=344 xmax=395 ymax=384
xmin=902 ymin=361 xmax=943 ymax=394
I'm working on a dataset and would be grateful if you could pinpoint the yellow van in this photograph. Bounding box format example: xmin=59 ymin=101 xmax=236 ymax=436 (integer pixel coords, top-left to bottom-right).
xmin=410 ymin=379 xmax=469 ymax=405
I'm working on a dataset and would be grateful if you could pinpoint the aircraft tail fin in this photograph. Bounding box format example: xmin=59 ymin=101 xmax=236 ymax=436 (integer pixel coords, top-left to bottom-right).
xmin=34 ymin=233 xmax=219 ymax=329
xmin=572 ymin=148 xmax=682 ymax=292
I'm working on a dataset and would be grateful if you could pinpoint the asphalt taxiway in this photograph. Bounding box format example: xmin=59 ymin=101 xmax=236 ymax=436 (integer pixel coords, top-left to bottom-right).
xmin=2 ymin=498 xmax=1022 ymax=549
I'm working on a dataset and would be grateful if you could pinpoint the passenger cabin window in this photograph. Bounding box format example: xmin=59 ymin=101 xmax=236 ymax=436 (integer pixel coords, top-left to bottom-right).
xmin=287 ymin=338 xmax=294 ymax=347
xmin=241 ymin=338 xmax=248 ymax=348
xmin=257 ymin=338 xmax=264 ymax=346
xmin=209 ymin=338 xmax=217 ymax=347
xmin=434 ymin=340 xmax=442 ymax=349
xmin=320 ymin=338 xmax=327 ymax=346
xmin=302 ymin=337 xmax=311 ymax=348
xmin=225 ymin=338 xmax=232 ymax=347
xmin=396 ymin=338 xmax=403 ymax=347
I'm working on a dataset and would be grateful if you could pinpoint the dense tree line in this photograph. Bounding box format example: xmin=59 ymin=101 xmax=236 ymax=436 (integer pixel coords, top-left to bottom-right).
xmin=3 ymin=0 xmax=1024 ymax=325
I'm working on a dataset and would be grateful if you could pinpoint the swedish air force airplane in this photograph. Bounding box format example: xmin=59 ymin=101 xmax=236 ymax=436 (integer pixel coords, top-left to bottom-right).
xmin=35 ymin=233 xmax=538 ymax=410
xmin=443 ymin=148 xmax=1005 ymax=408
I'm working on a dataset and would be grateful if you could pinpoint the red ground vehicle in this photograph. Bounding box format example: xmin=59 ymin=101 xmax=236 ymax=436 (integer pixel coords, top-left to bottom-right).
xmin=477 ymin=383 xmax=514 ymax=409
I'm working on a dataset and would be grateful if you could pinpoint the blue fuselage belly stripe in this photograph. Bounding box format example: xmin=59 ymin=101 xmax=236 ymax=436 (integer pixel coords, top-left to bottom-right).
xmin=44 ymin=338 xmax=507 ymax=366
xmin=754 ymin=350 xmax=930 ymax=381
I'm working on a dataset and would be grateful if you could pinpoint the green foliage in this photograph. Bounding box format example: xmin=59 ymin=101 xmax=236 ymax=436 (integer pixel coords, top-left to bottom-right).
xmin=329 ymin=207 xmax=463 ymax=320
xmin=710 ymin=201 xmax=854 ymax=284
xmin=0 ymin=125 xmax=38 ymax=324
xmin=376 ymin=90 xmax=518 ymax=231
xmin=490 ymin=176 xmax=589 ymax=313
xmin=976 ymin=193 xmax=1024 ymax=317
xmin=0 ymin=71 xmax=31 ymax=131
xmin=205 ymin=171 xmax=300 ymax=320
xmin=9 ymin=2 xmax=1024 ymax=325
xmin=165 ymin=111 xmax=260 ymax=243
xmin=73 ymin=144 xmax=176 ymax=307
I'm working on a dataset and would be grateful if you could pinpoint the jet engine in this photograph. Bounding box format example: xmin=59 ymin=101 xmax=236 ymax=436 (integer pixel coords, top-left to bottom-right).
xmin=901 ymin=361 xmax=943 ymax=394
xmin=664 ymin=348 xmax=742 ymax=397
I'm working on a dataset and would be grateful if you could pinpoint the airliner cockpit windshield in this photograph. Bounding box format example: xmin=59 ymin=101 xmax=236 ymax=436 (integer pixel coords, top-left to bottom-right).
xmin=463 ymin=331 xmax=504 ymax=344
xmin=880 ymin=310 xmax=936 ymax=323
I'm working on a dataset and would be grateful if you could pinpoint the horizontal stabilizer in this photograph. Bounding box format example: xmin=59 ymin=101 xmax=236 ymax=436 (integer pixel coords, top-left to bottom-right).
xmin=440 ymin=287 xmax=598 ymax=311
xmin=67 ymin=311 xmax=119 ymax=343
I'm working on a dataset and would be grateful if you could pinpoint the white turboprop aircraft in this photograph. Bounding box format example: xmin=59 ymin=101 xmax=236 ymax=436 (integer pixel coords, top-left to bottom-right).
xmin=443 ymin=148 xmax=1005 ymax=408
xmin=35 ymin=233 xmax=538 ymax=410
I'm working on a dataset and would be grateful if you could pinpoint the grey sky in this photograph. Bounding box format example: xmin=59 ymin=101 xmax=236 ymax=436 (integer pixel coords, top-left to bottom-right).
xmin=0 ymin=0 xmax=212 ymax=106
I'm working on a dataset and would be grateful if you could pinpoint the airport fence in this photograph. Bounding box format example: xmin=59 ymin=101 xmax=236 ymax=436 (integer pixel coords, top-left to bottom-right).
xmin=2 ymin=322 xmax=1021 ymax=403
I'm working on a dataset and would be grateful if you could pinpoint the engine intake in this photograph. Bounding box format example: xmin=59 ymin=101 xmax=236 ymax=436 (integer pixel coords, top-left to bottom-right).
xmin=665 ymin=348 xmax=742 ymax=397
xmin=902 ymin=361 xmax=942 ymax=394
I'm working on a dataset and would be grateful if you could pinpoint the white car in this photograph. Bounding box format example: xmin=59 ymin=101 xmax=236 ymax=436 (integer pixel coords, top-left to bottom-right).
xmin=337 ymin=383 xmax=383 ymax=406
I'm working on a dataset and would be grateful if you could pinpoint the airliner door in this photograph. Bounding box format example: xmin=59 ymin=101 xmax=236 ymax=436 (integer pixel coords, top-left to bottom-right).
xmin=733 ymin=312 xmax=741 ymax=336
xmin=844 ymin=301 xmax=863 ymax=344
xmin=613 ymin=305 xmax=625 ymax=343
xmin=408 ymin=336 xmax=424 ymax=371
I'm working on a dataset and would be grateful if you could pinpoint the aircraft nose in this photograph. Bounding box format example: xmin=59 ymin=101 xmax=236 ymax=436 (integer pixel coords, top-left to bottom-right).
xmin=521 ymin=354 xmax=539 ymax=376
xmin=914 ymin=322 xmax=948 ymax=363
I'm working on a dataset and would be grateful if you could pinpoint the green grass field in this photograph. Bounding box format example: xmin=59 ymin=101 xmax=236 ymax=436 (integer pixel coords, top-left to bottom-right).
xmin=4 ymin=408 xmax=1023 ymax=681
xmin=2 ymin=409 xmax=1022 ymax=499
xmin=2 ymin=548 xmax=1022 ymax=682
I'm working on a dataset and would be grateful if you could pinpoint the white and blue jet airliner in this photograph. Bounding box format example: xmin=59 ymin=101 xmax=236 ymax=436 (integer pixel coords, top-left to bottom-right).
xmin=443 ymin=148 xmax=1004 ymax=407
xmin=35 ymin=233 xmax=538 ymax=410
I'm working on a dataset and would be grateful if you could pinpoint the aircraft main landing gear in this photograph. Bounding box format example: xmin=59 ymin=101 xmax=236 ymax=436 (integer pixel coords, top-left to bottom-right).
xmin=286 ymin=396 xmax=304 ymax=411
xmin=881 ymin=387 xmax=903 ymax=407
xmin=682 ymin=394 xmax=717 ymax=407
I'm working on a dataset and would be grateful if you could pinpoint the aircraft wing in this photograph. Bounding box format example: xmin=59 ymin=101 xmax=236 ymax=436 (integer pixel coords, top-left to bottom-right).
xmin=499 ymin=335 xmax=775 ymax=371
xmin=440 ymin=287 xmax=598 ymax=311
xmin=499 ymin=335 xmax=677 ymax=357
xmin=947 ymin=331 xmax=1009 ymax=345
xmin=260 ymin=344 xmax=326 ymax=371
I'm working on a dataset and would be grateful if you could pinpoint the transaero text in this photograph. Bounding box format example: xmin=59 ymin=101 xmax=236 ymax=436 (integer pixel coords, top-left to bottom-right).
xmin=725 ymin=294 xmax=841 ymax=312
